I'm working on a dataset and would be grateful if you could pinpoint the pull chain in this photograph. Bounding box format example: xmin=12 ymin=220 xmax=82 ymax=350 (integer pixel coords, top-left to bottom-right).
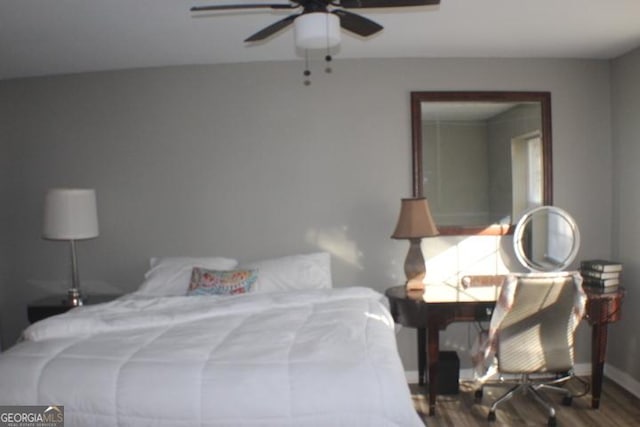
xmin=303 ymin=49 xmax=311 ymax=86
xmin=325 ymin=53 xmax=332 ymax=74
xmin=325 ymin=13 xmax=332 ymax=74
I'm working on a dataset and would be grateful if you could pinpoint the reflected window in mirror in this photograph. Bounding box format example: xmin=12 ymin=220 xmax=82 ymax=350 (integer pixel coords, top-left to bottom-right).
xmin=411 ymin=92 xmax=553 ymax=236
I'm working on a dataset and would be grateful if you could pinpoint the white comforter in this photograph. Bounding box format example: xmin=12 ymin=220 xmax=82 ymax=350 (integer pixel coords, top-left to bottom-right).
xmin=0 ymin=287 xmax=423 ymax=427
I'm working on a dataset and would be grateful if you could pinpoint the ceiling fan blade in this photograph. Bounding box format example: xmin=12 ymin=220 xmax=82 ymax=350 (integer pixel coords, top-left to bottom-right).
xmin=244 ymin=14 xmax=299 ymax=42
xmin=332 ymin=10 xmax=382 ymax=37
xmin=338 ymin=0 xmax=440 ymax=8
xmin=191 ymin=3 xmax=296 ymax=12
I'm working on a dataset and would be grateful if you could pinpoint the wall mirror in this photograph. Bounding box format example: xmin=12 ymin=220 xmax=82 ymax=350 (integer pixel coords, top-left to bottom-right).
xmin=411 ymin=91 xmax=553 ymax=235
xmin=513 ymin=206 xmax=580 ymax=272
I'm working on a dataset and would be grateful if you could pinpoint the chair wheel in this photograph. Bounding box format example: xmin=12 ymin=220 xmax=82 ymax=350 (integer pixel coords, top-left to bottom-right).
xmin=548 ymin=416 xmax=557 ymax=427
xmin=562 ymin=395 xmax=573 ymax=406
xmin=488 ymin=411 xmax=496 ymax=422
xmin=474 ymin=389 xmax=483 ymax=403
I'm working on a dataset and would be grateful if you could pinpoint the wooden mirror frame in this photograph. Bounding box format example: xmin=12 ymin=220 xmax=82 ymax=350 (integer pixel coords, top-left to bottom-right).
xmin=411 ymin=91 xmax=553 ymax=235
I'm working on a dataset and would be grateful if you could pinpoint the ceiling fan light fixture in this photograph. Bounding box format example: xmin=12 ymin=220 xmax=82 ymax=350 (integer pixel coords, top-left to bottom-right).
xmin=294 ymin=12 xmax=340 ymax=49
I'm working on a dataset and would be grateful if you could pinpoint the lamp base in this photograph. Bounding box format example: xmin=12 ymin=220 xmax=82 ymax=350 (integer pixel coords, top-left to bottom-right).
xmin=67 ymin=288 xmax=83 ymax=307
xmin=406 ymin=277 xmax=426 ymax=291
xmin=404 ymin=238 xmax=427 ymax=291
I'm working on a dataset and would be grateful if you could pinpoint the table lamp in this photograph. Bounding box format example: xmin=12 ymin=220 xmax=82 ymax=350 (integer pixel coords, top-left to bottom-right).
xmin=43 ymin=188 xmax=99 ymax=306
xmin=391 ymin=197 xmax=439 ymax=291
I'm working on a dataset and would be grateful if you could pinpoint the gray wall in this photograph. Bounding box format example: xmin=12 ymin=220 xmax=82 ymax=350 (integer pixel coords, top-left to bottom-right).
xmin=423 ymin=120 xmax=490 ymax=225
xmin=0 ymin=98 xmax=9 ymax=350
xmin=611 ymin=46 xmax=640 ymax=383
xmin=0 ymin=58 xmax=614 ymax=375
xmin=0 ymin=92 xmax=8 ymax=351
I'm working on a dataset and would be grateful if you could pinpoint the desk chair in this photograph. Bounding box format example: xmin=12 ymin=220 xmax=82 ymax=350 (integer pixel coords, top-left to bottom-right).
xmin=474 ymin=273 xmax=586 ymax=427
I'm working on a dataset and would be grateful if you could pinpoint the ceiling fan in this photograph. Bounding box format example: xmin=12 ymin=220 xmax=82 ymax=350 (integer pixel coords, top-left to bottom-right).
xmin=190 ymin=1 xmax=441 ymax=46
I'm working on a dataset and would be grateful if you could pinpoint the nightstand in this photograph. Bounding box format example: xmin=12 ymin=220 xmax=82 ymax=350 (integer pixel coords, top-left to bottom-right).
xmin=27 ymin=294 xmax=121 ymax=323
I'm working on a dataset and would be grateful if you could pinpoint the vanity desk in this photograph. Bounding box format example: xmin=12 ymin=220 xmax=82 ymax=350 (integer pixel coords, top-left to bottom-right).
xmin=386 ymin=282 xmax=625 ymax=416
xmin=407 ymin=92 xmax=623 ymax=417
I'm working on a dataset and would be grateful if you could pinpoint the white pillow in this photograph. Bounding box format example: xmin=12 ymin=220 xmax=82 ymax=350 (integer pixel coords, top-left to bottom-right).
xmin=136 ymin=256 xmax=238 ymax=296
xmin=240 ymin=252 xmax=332 ymax=293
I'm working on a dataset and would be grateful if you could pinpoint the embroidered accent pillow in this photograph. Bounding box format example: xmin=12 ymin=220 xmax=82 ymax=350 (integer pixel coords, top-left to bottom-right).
xmin=187 ymin=267 xmax=258 ymax=296
xmin=136 ymin=257 xmax=238 ymax=296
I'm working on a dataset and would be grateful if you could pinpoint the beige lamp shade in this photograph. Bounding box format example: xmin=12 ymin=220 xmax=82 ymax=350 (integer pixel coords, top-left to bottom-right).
xmin=391 ymin=197 xmax=439 ymax=239
xmin=43 ymin=188 xmax=99 ymax=240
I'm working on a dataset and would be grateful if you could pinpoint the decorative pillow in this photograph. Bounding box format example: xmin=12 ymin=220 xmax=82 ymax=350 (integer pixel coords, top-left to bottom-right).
xmin=136 ymin=257 xmax=238 ymax=296
xmin=240 ymin=252 xmax=332 ymax=293
xmin=187 ymin=268 xmax=257 ymax=296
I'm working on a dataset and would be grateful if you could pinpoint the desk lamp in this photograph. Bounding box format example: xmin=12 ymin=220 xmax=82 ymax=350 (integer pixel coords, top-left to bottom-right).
xmin=43 ymin=188 xmax=99 ymax=306
xmin=392 ymin=197 xmax=439 ymax=291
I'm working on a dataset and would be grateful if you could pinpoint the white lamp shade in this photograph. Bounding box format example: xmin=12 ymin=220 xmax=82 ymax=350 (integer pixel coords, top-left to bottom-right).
xmin=43 ymin=188 xmax=99 ymax=240
xmin=294 ymin=13 xmax=340 ymax=49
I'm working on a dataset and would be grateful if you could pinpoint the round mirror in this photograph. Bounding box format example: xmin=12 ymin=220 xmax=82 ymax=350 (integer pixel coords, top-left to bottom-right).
xmin=513 ymin=206 xmax=580 ymax=272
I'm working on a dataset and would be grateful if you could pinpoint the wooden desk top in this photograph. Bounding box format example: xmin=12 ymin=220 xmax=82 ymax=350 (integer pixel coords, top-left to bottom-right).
xmin=386 ymin=277 xmax=625 ymax=305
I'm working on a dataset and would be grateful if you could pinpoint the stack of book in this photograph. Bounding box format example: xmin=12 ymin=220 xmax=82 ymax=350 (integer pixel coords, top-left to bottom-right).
xmin=580 ymin=259 xmax=622 ymax=289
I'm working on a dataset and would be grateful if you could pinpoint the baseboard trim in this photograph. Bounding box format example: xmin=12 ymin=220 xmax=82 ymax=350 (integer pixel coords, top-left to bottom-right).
xmin=405 ymin=363 xmax=592 ymax=384
xmin=604 ymin=364 xmax=640 ymax=399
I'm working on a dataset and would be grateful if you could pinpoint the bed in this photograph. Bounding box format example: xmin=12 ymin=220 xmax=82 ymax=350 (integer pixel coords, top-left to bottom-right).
xmin=0 ymin=253 xmax=423 ymax=427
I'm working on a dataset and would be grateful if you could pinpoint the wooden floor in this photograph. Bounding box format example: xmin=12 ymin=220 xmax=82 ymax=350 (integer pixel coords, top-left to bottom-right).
xmin=410 ymin=378 xmax=640 ymax=427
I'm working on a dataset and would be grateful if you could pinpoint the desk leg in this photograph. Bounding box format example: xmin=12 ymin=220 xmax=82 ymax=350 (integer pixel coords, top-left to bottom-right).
xmin=591 ymin=321 xmax=608 ymax=409
xmin=427 ymin=324 xmax=439 ymax=416
xmin=417 ymin=328 xmax=426 ymax=386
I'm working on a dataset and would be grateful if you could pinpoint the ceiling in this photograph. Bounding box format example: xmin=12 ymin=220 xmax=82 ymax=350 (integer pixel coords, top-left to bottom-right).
xmin=421 ymin=102 xmax=518 ymax=121
xmin=2 ymin=0 xmax=640 ymax=80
